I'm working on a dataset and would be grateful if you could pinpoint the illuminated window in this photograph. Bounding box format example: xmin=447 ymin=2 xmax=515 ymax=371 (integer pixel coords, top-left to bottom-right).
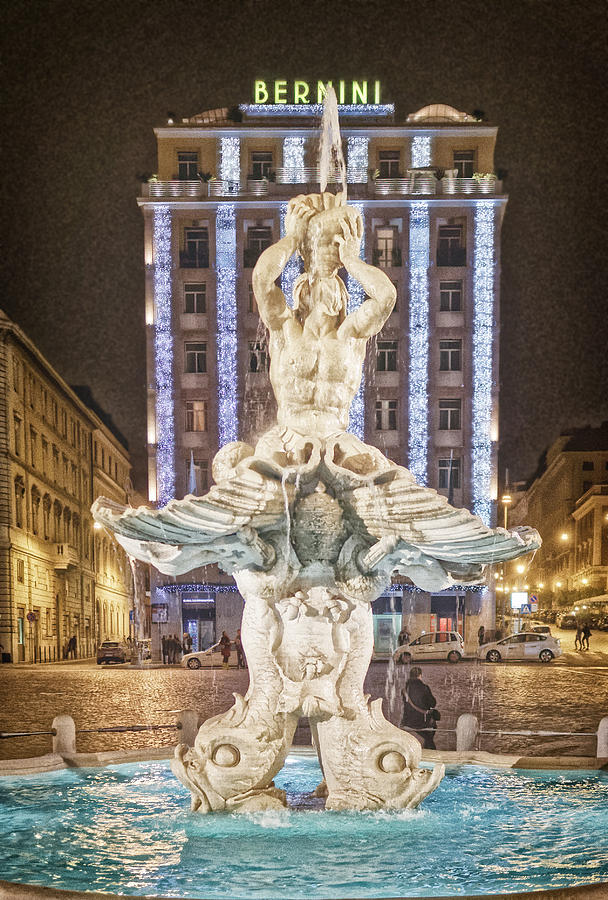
xmin=184 ymin=283 xmax=206 ymax=313
xmin=439 ymin=399 xmax=462 ymax=430
xmin=438 ymin=457 xmax=461 ymax=490
xmin=373 ymin=227 xmax=401 ymax=267
xmin=375 ymin=399 xmax=398 ymax=430
xmin=378 ymin=150 xmax=401 ymax=178
xmin=439 ymin=281 xmax=462 ymax=311
xmin=250 ymin=151 xmax=273 ymax=179
xmin=439 ymin=339 xmax=462 ymax=371
xmin=377 ymin=340 xmax=398 ymax=372
xmin=185 ymin=400 xmax=208 ymax=432
xmin=14 ymin=477 xmax=25 ymax=528
xmin=244 ymin=226 xmax=273 ymax=268
xmin=248 ymin=340 xmax=269 ymax=373
xmin=453 ymin=150 xmax=475 ymax=178
xmin=181 ymin=228 xmax=209 ymax=268
xmin=437 ymin=225 xmax=466 ymax=266
xmin=177 ymin=151 xmax=199 ymax=179
xmin=185 ymin=342 xmax=207 ymax=374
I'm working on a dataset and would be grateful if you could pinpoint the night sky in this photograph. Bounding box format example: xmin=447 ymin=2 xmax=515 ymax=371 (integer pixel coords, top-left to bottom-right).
xmin=3 ymin=0 xmax=606 ymax=493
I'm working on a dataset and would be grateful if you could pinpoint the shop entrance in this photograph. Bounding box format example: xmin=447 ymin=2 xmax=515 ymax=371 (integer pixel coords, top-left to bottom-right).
xmin=430 ymin=593 xmax=466 ymax=637
xmin=181 ymin=596 xmax=216 ymax=652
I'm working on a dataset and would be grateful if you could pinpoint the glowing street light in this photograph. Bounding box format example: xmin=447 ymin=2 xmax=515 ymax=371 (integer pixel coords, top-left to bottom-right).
xmin=560 ymin=532 xmax=569 ymax=541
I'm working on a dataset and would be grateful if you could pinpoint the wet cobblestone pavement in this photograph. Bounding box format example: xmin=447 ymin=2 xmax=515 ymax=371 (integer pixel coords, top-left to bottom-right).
xmin=2 ymin=629 xmax=607 ymax=761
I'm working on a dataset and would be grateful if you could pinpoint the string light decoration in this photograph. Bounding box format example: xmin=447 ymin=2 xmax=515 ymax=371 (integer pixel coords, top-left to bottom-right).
xmin=347 ymin=136 xmax=369 ymax=182
xmin=220 ymin=137 xmax=240 ymax=188
xmin=280 ymin=203 xmax=299 ymax=308
xmin=472 ymin=201 xmax=496 ymax=526
xmin=153 ymin=205 xmax=175 ymax=506
xmin=239 ymin=104 xmax=394 ymax=118
xmin=411 ymin=135 xmax=432 ymax=168
xmin=347 ymin=202 xmax=365 ymax=439
xmin=283 ymin=135 xmax=306 ymax=181
xmin=156 ymin=583 xmax=240 ymax=595
xmin=408 ymin=201 xmax=430 ymax=484
xmin=216 ymin=204 xmax=238 ymax=445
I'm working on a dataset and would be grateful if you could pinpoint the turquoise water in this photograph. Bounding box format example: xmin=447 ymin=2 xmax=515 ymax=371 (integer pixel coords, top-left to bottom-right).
xmin=1 ymin=756 xmax=607 ymax=898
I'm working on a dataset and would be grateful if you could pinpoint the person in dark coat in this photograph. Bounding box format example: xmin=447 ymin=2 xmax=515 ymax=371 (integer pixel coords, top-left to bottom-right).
xmin=234 ymin=629 xmax=246 ymax=668
xmin=161 ymin=635 xmax=168 ymax=664
xmin=477 ymin=625 xmax=485 ymax=646
xmin=397 ymin=624 xmax=411 ymax=646
xmin=582 ymin=623 xmax=591 ymax=651
xmin=400 ymin=666 xmax=439 ymax=750
xmin=219 ymin=631 xmax=231 ymax=669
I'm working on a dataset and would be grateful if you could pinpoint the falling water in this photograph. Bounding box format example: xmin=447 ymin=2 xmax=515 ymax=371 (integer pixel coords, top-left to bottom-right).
xmin=318 ymin=86 xmax=347 ymax=197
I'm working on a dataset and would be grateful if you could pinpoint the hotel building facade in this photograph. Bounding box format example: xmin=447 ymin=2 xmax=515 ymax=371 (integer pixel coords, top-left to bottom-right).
xmin=140 ymin=93 xmax=506 ymax=654
xmin=0 ymin=311 xmax=135 ymax=663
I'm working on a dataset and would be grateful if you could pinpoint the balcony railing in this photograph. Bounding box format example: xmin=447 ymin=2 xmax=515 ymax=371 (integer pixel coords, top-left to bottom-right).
xmin=54 ymin=544 xmax=79 ymax=570
xmin=140 ymin=174 xmax=503 ymax=200
xmin=374 ymin=175 xmax=437 ymax=196
xmin=442 ymin=176 xmax=499 ymax=194
xmin=143 ymin=180 xmax=208 ymax=199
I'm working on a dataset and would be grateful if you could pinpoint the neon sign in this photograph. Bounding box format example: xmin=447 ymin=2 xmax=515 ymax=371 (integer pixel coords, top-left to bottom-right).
xmin=254 ymin=80 xmax=382 ymax=105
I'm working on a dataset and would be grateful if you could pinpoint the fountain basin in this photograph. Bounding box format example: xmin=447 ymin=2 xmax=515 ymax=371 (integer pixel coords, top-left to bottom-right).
xmin=1 ymin=754 xmax=606 ymax=898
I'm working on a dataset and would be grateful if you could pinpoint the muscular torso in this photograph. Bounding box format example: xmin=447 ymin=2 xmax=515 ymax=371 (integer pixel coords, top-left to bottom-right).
xmin=270 ymin=323 xmax=366 ymax=436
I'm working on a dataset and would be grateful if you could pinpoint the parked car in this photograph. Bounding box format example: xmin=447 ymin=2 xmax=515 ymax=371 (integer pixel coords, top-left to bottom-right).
xmin=597 ymin=616 xmax=608 ymax=632
xmin=181 ymin=642 xmax=236 ymax=669
xmin=478 ymin=632 xmax=561 ymax=663
xmin=393 ymin=631 xmax=464 ymax=664
xmin=531 ymin=624 xmax=552 ymax=635
xmin=96 ymin=641 xmax=128 ymax=664
xmin=557 ymin=613 xmax=577 ymax=629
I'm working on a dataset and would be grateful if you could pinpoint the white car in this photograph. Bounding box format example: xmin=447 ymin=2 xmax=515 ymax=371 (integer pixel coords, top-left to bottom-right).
xmin=479 ymin=632 xmax=561 ymax=663
xmin=181 ymin=642 xmax=236 ymax=669
xmin=393 ymin=631 xmax=464 ymax=664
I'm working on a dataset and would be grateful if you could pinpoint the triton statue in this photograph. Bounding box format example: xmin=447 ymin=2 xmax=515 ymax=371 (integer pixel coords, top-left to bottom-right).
xmin=93 ymin=188 xmax=539 ymax=814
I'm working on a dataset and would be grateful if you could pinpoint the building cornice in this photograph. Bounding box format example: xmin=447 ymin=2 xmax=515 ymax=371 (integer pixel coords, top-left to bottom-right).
xmin=137 ymin=196 xmax=508 ymax=211
xmin=153 ymin=125 xmax=499 ymax=140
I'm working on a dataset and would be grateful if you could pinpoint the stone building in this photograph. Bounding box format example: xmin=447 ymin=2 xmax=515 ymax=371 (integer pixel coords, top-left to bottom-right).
xmin=0 ymin=311 xmax=134 ymax=663
xmin=139 ymin=90 xmax=507 ymax=653
xmin=508 ymin=422 xmax=608 ymax=611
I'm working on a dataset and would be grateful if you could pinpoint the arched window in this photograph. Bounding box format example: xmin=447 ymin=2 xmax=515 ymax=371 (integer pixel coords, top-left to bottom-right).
xmin=42 ymin=494 xmax=51 ymax=540
xmin=14 ymin=476 xmax=25 ymax=528
xmin=30 ymin=485 xmax=41 ymax=535
xmin=53 ymin=500 xmax=62 ymax=542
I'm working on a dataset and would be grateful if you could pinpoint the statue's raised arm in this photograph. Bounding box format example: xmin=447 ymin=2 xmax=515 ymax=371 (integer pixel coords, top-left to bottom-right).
xmin=335 ymin=214 xmax=396 ymax=341
xmin=252 ymin=196 xmax=318 ymax=333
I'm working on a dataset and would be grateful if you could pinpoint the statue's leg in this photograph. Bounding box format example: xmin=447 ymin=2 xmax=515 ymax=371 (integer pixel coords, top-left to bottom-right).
xmin=314 ymin=603 xmax=444 ymax=810
xmin=172 ymin=594 xmax=298 ymax=812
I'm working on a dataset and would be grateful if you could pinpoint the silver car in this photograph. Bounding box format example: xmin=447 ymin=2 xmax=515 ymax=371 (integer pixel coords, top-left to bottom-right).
xmin=479 ymin=632 xmax=561 ymax=663
xmin=181 ymin=642 xmax=236 ymax=669
xmin=393 ymin=631 xmax=465 ymax=664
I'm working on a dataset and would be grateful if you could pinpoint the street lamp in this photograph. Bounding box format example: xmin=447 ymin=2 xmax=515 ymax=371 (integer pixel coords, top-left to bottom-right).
xmin=560 ymin=532 xmax=569 ymax=542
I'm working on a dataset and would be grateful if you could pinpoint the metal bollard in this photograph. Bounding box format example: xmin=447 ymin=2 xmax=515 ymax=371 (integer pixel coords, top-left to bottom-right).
xmin=176 ymin=709 xmax=199 ymax=747
xmin=52 ymin=715 xmax=76 ymax=755
xmin=597 ymin=717 xmax=608 ymax=757
xmin=456 ymin=714 xmax=479 ymax=752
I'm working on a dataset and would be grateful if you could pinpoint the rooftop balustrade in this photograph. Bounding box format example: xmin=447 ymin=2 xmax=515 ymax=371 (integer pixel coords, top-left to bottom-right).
xmin=140 ymin=174 xmax=503 ymax=200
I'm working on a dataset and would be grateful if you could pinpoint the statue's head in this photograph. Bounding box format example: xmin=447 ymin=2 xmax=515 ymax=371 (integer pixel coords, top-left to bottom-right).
xmin=287 ymin=192 xmax=362 ymax=323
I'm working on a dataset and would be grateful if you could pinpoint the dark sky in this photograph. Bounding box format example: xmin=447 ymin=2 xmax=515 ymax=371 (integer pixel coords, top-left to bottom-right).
xmin=3 ymin=0 xmax=606 ymax=493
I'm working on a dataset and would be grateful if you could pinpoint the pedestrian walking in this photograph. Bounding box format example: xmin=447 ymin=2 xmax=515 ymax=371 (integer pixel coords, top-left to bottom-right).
xmin=234 ymin=629 xmax=246 ymax=668
xmin=477 ymin=625 xmax=485 ymax=646
xmin=67 ymin=635 xmax=77 ymax=659
xmin=400 ymin=666 xmax=440 ymax=750
xmin=183 ymin=632 xmax=193 ymax=654
xmin=582 ymin=623 xmax=591 ymax=651
xmin=575 ymin=624 xmax=583 ymax=651
xmin=397 ymin=623 xmax=411 ymax=646
xmin=161 ymin=635 xmax=168 ymax=665
xmin=219 ymin=631 xmax=231 ymax=669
